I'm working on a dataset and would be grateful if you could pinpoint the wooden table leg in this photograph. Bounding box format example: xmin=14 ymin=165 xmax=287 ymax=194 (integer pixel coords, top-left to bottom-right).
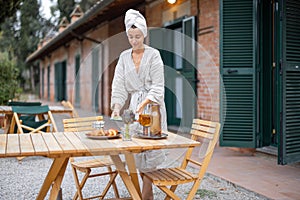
xmin=110 ymin=155 xmax=142 ymax=200
xmin=36 ymin=157 xmax=69 ymax=200
xmin=124 ymin=153 xmax=141 ymax=196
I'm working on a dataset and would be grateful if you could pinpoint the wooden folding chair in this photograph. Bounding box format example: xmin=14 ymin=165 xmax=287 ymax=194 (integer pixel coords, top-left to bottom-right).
xmin=2 ymin=101 xmax=42 ymax=134
xmin=61 ymin=100 xmax=79 ymax=118
xmin=143 ymin=119 xmax=221 ymax=200
xmin=9 ymin=105 xmax=57 ymax=134
xmin=63 ymin=116 xmax=120 ymax=200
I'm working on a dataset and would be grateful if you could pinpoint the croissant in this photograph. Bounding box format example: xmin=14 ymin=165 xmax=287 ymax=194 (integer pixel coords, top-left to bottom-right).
xmin=108 ymin=129 xmax=118 ymax=136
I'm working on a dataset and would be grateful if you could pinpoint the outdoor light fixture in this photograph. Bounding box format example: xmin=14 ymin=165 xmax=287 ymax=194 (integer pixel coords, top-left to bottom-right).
xmin=167 ymin=0 xmax=176 ymax=4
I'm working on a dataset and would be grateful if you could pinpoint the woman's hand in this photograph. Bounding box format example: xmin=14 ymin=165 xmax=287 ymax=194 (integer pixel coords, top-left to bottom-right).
xmin=111 ymin=104 xmax=121 ymax=118
xmin=136 ymin=99 xmax=151 ymax=114
xmin=136 ymin=103 xmax=145 ymax=115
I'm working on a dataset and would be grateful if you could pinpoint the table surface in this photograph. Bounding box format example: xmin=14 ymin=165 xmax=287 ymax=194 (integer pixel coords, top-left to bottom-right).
xmin=0 ymin=131 xmax=199 ymax=158
xmin=0 ymin=105 xmax=73 ymax=114
xmin=0 ymin=132 xmax=200 ymax=200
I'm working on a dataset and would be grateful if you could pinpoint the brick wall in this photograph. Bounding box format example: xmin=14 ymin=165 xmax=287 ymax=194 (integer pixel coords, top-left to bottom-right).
xmin=146 ymin=0 xmax=220 ymax=122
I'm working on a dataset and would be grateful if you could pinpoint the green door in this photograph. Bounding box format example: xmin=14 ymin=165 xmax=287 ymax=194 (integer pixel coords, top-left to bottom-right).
xmin=92 ymin=47 xmax=99 ymax=112
xmin=41 ymin=67 xmax=44 ymax=98
xmin=47 ymin=65 xmax=50 ymax=101
xmin=220 ymin=0 xmax=258 ymax=147
xmin=54 ymin=61 xmax=67 ymax=101
xmin=75 ymin=55 xmax=80 ymax=107
xmin=278 ymin=0 xmax=300 ymax=164
xmin=149 ymin=16 xmax=197 ymax=130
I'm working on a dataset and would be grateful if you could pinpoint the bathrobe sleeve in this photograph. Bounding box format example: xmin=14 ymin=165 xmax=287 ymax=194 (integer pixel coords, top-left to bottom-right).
xmin=111 ymin=53 xmax=128 ymax=109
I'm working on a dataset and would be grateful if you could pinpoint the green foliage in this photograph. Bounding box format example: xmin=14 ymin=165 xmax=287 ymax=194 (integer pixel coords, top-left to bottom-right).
xmin=0 ymin=0 xmax=22 ymax=25
xmin=0 ymin=52 xmax=22 ymax=105
xmin=195 ymin=189 xmax=217 ymax=198
xmin=56 ymin=0 xmax=76 ymax=24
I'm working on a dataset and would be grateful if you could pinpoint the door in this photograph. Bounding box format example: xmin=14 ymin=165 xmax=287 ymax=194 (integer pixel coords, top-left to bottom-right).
xmin=149 ymin=16 xmax=197 ymax=130
xmin=41 ymin=67 xmax=44 ymax=98
xmin=220 ymin=0 xmax=258 ymax=147
xmin=278 ymin=0 xmax=300 ymax=164
xmin=54 ymin=61 xmax=67 ymax=101
xmin=47 ymin=65 xmax=50 ymax=101
xmin=75 ymin=55 xmax=80 ymax=107
xmin=92 ymin=47 xmax=99 ymax=112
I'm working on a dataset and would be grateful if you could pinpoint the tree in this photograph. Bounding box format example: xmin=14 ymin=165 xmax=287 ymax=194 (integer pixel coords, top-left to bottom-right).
xmin=0 ymin=52 xmax=22 ymax=105
xmin=0 ymin=0 xmax=22 ymax=25
xmin=0 ymin=0 xmax=54 ymax=92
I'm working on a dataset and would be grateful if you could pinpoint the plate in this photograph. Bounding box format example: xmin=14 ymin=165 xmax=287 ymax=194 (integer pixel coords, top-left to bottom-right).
xmin=110 ymin=116 xmax=123 ymax=121
xmin=85 ymin=132 xmax=121 ymax=140
xmin=135 ymin=132 xmax=168 ymax=140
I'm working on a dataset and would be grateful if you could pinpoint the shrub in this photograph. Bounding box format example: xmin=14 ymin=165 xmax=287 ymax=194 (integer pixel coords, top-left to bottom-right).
xmin=0 ymin=52 xmax=22 ymax=105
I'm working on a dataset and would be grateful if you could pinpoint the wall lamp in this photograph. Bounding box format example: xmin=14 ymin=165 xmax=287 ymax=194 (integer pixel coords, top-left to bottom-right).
xmin=167 ymin=0 xmax=176 ymax=4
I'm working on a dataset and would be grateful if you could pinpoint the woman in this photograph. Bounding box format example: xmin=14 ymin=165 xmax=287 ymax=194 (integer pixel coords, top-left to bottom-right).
xmin=110 ymin=9 xmax=167 ymax=200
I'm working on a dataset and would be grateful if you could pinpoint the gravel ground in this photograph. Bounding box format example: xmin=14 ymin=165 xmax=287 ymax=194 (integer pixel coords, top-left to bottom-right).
xmin=0 ymin=155 xmax=270 ymax=200
xmin=0 ymin=106 xmax=271 ymax=200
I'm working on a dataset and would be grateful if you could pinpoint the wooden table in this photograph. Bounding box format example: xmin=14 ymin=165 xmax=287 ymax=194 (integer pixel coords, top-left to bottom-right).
xmin=0 ymin=105 xmax=73 ymax=134
xmin=0 ymin=132 xmax=200 ymax=200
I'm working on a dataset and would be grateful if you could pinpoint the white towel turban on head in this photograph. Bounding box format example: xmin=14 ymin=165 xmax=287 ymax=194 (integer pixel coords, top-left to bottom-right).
xmin=124 ymin=9 xmax=147 ymax=38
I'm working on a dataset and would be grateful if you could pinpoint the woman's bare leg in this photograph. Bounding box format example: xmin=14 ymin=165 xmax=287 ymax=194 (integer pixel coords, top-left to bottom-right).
xmin=142 ymin=176 xmax=153 ymax=200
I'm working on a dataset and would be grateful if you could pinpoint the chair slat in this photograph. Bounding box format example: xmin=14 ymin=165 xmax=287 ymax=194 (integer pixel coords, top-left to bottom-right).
xmin=63 ymin=116 xmax=103 ymax=123
xmin=155 ymin=169 xmax=173 ymax=181
xmin=173 ymin=168 xmax=195 ymax=179
xmin=191 ymin=123 xmax=216 ymax=134
xmin=190 ymin=129 xmax=214 ymax=139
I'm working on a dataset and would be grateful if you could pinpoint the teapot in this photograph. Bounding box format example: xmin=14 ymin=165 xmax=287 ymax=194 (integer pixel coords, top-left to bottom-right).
xmin=149 ymin=103 xmax=161 ymax=136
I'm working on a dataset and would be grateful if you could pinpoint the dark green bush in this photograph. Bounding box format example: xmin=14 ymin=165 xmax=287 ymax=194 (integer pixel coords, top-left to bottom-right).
xmin=0 ymin=52 xmax=22 ymax=105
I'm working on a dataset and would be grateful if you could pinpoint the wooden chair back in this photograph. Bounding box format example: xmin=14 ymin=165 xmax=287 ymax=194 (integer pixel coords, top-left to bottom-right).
xmin=143 ymin=118 xmax=221 ymax=200
xmin=61 ymin=100 xmax=79 ymax=118
xmin=182 ymin=119 xmax=221 ymax=179
xmin=62 ymin=115 xmax=120 ymax=199
xmin=63 ymin=116 xmax=103 ymax=132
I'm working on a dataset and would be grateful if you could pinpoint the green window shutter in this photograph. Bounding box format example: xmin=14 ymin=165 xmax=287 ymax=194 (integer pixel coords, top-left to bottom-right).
xmin=220 ymin=0 xmax=257 ymax=147
xmin=54 ymin=61 xmax=67 ymax=101
xmin=54 ymin=62 xmax=61 ymax=101
xmin=47 ymin=66 xmax=50 ymax=101
xmin=75 ymin=55 xmax=80 ymax=107
xmin=92 ymin=47 xmax=99 ymax=112
xmin=279 ymin=0 xmax=300 ymax=164
xmin=41 ymin=67 xmax=44 ymax=98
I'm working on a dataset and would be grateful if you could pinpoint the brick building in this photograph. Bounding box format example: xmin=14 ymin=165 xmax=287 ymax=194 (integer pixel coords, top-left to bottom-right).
xmin=27 ymin=0 xmax=300 ymax=165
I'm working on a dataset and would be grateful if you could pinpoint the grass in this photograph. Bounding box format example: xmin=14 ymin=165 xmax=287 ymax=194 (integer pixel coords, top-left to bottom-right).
xmin=195 ymin=189 xmax=217 ymax=198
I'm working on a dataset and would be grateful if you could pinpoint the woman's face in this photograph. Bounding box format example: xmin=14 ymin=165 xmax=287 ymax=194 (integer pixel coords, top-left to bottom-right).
xmin=127 ymin=28 xmax=144 ymax=50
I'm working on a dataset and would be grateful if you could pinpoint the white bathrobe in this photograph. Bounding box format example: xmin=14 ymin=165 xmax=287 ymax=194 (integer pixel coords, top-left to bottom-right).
xmin=111 ymin=44 xmax=167 ymax=170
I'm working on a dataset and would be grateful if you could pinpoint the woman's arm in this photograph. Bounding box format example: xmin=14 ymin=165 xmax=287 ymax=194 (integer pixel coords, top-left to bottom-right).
xmin=111 ymin=54 xmax=128 ymax=117
xmin=147 ymin=49 xmax=165 ymax=103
